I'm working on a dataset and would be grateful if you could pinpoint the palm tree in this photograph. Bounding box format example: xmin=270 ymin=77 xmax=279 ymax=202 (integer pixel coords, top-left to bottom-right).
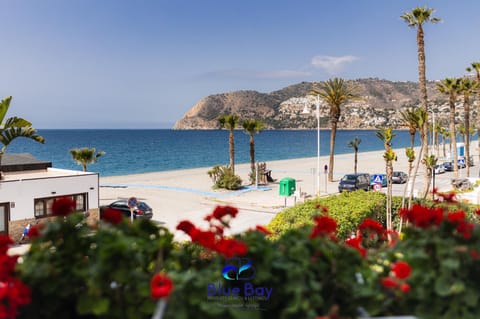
xmin=434 ymin=122 xmax=442 ymax=157
xmin=376 ymin=128 xmax=396 ymax=232
xmin=70 ymin=148 xmax=105 ymax=172
xmin=401 ymin=6 xmax=441 ymax=194
xmin=310 ymin=78 xmax=360 ymax=182
xmin=459 ymin=76 xmax=479 ymax=177
xmin=218 ymin=114 xmax=240 ymax=175
xmin=347 ymin=137 xmax=361 ymax=174
xmin=0 ymin=96 xmax=45 ymax=179
xmin=466 ymin=62 xmax=480 ymax=174
xmin=406 ymin=108 xmax=427 ymax=201
xmin=438 ymin=125 xmax=449 ymax=157
xmin=402 ymin=147 xmax=416 ymax=209
xmin=437 ymin=78 xmax=461 ymax=178
xmin=242 ymin=119 xmax=264 ymax=184
xmin=399 ymin=107 xmax=420 ymax=148
xmin=422 ymin=154 xmax=437 ymax=198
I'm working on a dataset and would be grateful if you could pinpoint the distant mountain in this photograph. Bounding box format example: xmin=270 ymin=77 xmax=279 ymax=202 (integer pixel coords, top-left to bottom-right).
xmin=173 ymin=78 xmax=478 ymax=129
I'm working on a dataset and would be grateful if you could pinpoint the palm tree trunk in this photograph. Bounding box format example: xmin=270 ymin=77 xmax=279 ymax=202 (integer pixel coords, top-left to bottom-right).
xmin=249 ymin=134 xmax=255 ymax=178
xmin=386 ymin=163 xmax=393 ymax=231
xmin=328 ymin=123 xmax=337 ymax=182
xmin=229 ymin=130 xmax=235 ymax=175
xmin=465 ymin=97 xmax=471 ymax=177
xmin=442 ymin=135 xmax=446 ymax=157
xmin=402 ymin=161 xmax=414 ymax=209
xmin=450 ymin=99 xmax=458 ymax=178
xmin=408 ymin=138 xmax=426 ymax=208
xmin=417 ymin=24 xmax=430 ymax=197
xmin=410 ymin=132 xmax=415 ymax=149
xmin=354 ymin=150 xmax=358 ymax=174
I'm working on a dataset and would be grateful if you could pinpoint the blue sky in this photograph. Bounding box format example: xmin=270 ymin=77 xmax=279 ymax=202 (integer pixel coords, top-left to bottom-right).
xmin=1 ymin=0 xmax=479 ymax=128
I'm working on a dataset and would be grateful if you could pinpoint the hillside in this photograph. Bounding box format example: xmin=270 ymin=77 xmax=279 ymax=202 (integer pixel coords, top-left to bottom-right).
xmin=173 ymin=78 xmax=478 ymax=129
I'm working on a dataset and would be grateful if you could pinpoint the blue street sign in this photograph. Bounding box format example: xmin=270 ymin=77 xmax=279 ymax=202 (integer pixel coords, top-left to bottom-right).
xmin=127 ymin=197 xmax=137 ymax=208
xmin=373 ymin=174 xmax=383 ymax=184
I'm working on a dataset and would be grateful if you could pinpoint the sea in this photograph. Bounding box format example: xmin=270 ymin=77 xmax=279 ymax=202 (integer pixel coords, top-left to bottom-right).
xmin=5 ymin=129 xmax=431 ymax=177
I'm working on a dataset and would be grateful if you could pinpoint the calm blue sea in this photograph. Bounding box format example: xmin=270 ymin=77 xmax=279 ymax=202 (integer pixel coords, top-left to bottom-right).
xmin=7 ymin=129 xmax=424 ymax=177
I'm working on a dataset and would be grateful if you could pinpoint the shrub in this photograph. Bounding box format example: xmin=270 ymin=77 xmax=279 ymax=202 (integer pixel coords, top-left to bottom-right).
xmin=17 ymin=211 xmax=173 ymax=319
xmin=207 ymin=165 xmax=242 ymax=190
xmin=269 ymin=191 xmax=393 ymax=239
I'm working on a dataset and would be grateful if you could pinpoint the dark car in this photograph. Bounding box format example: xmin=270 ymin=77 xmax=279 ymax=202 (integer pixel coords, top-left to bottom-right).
xmin=370 ymin=174 xmax=387 ymax=187
xmin=443 ymin=161 xmax=454 ymax=171
xmin=392 ymin=171 xmax=408 ymax=184
xmin=100 ymin=200 xmax=153 ymax=220
xmin=338 ymin=173 xmax=370 ymax=192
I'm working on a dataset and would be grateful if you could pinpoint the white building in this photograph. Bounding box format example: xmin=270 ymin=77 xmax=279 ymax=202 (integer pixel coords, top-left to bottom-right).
xmin=0 ymin=154 xmax=99 ymax=239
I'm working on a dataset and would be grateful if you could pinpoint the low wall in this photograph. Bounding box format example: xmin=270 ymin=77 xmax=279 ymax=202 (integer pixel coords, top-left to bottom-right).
xmin=8 ymin=208 xmax=100 ymax=243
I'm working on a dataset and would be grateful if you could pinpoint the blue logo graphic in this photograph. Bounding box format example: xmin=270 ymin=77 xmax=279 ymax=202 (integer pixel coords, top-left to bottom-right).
xmin=222 ymin=258 xmax=256 ymax=281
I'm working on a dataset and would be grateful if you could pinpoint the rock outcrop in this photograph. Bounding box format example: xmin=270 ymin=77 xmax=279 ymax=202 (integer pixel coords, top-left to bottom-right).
xmin=174 ymin=78 xmax=478 ymax=129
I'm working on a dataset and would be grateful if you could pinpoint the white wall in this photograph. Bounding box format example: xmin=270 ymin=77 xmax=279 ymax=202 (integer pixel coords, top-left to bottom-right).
xmin=0 ymin=173 xmax=99 ymax=221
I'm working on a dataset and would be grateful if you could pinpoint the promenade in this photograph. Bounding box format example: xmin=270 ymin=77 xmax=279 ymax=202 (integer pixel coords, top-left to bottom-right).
xmin=99 ymin=144 xmax=480 ymax=240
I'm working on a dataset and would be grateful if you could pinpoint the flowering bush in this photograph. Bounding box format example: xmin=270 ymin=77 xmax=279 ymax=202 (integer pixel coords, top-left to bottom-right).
xmin=17 ymin=197 xmax=173 ymax=319
xmin=3 ymin=193 xmax=480 ymax=318
xmin=355 ymin=191 xmax=480 ymax=319
xmin=0 ymin=236 xmax=30 ymax=319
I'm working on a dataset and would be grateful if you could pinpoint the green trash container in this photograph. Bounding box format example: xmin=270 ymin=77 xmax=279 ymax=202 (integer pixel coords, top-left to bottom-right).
xmin=279 ymin=177 xmax=296 ymax=196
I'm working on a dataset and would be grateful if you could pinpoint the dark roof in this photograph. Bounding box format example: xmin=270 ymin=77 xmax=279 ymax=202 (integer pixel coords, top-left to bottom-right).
xmin=0 ymin=153 xmax=52 ymax=172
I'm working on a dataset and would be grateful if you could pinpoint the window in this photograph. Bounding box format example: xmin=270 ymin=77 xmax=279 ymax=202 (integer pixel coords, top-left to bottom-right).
xmin=34 ymin=201 xmax=45 ymax=218
xmin=34 ymin=193 xmax=87 ymax=219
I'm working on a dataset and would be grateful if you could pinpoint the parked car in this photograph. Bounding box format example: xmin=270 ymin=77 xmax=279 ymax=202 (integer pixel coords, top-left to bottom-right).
xmin=100 ymin=200 xmax=153 ymax=220
xmin=370 ymin=174 xmax=387 ymax=187
xmin=434 ymin=164 xmax=445 ymax=174
xmin=338 ymin=173 xmax=370 ymax=192
xmin=392 ymin=171 xmax=408 ymax=184
xmin=457 ymin=159 xmax=466 ymax=169
xmin=443 ymin=161 xmax=454 ymax=171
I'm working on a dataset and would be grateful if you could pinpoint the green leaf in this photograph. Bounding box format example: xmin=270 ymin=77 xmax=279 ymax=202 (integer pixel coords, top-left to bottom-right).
xmin=441 ymin=258 xmax=460 ymax=270
xmin=434 ymin=275 xmax=453 ymax=297
xmin=77 ymin=295 xmax=110 ymax=315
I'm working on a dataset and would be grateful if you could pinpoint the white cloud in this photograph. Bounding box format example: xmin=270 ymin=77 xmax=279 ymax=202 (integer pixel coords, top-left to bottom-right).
xmin=311 ymin=55 xmax=359 ymax=74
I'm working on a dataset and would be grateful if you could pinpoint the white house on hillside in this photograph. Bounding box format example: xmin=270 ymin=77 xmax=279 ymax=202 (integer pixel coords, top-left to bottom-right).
xmin=0 ymin=153 xmax=99 ymax=239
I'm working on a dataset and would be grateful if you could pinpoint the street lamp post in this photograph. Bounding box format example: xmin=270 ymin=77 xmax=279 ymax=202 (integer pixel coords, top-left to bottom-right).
xmin=431 ymin=107 xmax=436 ymax=155
xmin=303 ymin=95 xmax=321 ymax=196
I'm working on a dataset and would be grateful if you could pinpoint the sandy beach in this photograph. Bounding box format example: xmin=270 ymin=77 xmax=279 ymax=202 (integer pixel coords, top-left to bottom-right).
xmin=99 ymin=144 xmax=480 ymax=240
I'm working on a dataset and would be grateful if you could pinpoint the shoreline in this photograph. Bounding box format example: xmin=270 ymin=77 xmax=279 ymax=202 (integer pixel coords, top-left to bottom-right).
xmin=99 ymin=141 xmax=479 ymax=239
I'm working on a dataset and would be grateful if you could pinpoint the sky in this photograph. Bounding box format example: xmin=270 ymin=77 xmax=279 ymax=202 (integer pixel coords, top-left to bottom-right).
xmin=1 ymin=0 xmax=480 ymax=129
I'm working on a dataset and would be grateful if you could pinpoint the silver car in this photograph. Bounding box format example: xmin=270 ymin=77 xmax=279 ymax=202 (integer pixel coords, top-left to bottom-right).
xmin=434 ymin=164 xmax=445 ymax=174
xmin=392 ymin=171 xmax=407 ymax=184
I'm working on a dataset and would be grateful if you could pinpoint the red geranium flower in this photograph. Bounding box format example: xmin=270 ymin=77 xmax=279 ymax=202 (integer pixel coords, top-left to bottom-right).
xmin=391 ymin=261 xmax=412 ymax=279
xmin=381 ymin=277 xmax=398 ymax=289
xmin=400 ymin=204 xmax=443 ymax=228
xmin=447 ymin=211 xmax=466 ymax=224
xmin=176 ymin=220 xmax=197 ymax=236
xmin=215 ymin=238 xmax=248 ymax=259
xmin=101 ymin=208 xmax=123 ymax=225
xmin=212 ymin=205 xmax=239 ymax=220
xmin=51 ymin=196 xmax=76 ymax=216
xmin=400 ymin=283 xmax=411 ymax=293
xmin=345 ymin=236 xmax=366 ymax=257
xmin=27 ymin=224 xmax=44 ymax=239
xmin=255 ymin=225 xmax=272 ymax=235
xmin=150 ymin=273 xmax=173 ymax=300
xmin=359 ymin=218 xmax=384 ymax=235
xmin=310 ymin=215 xmax=337 ymax=239
xmin=193 ymin=230 xmax=217 ymax=250
xmin=0 ymin=235 xmax=13 ymax=254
